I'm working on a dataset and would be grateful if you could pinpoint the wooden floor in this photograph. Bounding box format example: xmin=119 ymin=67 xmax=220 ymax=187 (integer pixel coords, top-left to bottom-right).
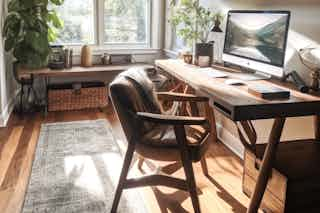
xmin=0 ymin=107 xmax=251 ymax=213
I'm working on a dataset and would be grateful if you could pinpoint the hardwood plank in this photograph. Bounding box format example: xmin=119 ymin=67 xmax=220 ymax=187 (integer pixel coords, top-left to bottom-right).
xmin=1 ymin=118 xmax=36 ymax=190
xmin=0 ymin=108 xmax=252 ymax=213
xmin=0 ymin=127 xmax=24 ymax=187
xmin=2 ymin=115 xmax=41 ymax=213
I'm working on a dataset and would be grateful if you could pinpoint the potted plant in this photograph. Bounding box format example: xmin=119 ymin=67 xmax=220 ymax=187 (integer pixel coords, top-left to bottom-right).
xmin=170 ymin=0 xmax=220 ymax=65
xmin=3 ymin=0 xmax=64 ymax=69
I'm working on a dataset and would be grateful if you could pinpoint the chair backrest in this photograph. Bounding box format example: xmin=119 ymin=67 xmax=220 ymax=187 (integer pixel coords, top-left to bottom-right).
xmin=109 ymin=68 xmax=162 ymax=144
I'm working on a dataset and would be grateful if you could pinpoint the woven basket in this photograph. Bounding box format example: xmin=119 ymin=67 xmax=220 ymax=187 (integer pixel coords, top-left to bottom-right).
xmin=48 ymin=82 xmax=108 ymax=112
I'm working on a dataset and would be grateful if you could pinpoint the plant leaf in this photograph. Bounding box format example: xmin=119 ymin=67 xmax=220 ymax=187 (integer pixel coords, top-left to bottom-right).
xmin=48 ymin=11 xmax=64 ymax=29
xmin=50 ymin=0 xmax=64 ymax=6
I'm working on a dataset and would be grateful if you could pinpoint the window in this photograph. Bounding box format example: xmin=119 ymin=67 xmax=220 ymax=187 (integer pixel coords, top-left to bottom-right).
xmin=104 ymin=0 xmax=149 ymax=44
xmin=53 ymin=0 xmax=151 ymax=47
xmin=54 ymin=0 xmax=95 ymax=44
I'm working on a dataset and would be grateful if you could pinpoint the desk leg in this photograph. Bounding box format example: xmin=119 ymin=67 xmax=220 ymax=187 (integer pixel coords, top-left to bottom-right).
xmin=314 ymin=115 xmax=320 ymax=140
xmin=247 ymin=118 xmax=286 ymax=213
xmin=205 ymin=101 xmax=218 ymax=143
xmin=44 ymin=77 xmax=49 ymax=117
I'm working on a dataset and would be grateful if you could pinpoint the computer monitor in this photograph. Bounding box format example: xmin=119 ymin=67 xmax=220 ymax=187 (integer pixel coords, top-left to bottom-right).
xmin=223 ymin=10 xmax=291 ymax=78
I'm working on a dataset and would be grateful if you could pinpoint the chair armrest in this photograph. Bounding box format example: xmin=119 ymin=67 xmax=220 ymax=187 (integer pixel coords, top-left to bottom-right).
xmin=156 ymin=92 xmax=209 ymax=102
xmin=137 ymin=112 xmax=208 ymax=126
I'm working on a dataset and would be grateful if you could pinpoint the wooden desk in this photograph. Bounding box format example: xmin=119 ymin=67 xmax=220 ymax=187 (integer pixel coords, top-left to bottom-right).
xmin=18 ymin=63 xmax=154 ymax=114
xmin=156 ymin=59 xmax=320 ymax=213
xmin=18 ymin=63 xmax=154 ymax=78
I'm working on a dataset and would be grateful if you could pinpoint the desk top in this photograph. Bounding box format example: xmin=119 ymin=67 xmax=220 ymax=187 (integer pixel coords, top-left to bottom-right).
xmin=18 ymin=63 xmax=154 ymax=78
xmin=156 ymin=59 xmax=320 ymax=121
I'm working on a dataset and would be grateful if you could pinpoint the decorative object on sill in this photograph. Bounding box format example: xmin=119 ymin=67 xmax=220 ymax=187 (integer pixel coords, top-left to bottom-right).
xmin=180 ymin=49 xmax=193 ymax=64
xmin=101 ymin=53 xmax=112 ymax=65
xmin=48 ymin=45 xmax=65 ymax=70
xmin=110 ymin=54 xmax=133 ymax=64
xmin=170 ymin=0 xmax=221 ymax=59
xmin=48 ymin=82 xmax=108 ymax=112
xmin=64 ymin=48 xmax=73 ymax=69
xmin=2 ymin=0 xmax=64 ymax=69
xmin=81 ymin=45 xmax=93 ymax=67
xmin=210 ymin=12 xmax=224 ymax=64
xmin=183 ymin=53 xmax=193 ymax=64
xmin=299 ymin=46 xmax=320 ymax=91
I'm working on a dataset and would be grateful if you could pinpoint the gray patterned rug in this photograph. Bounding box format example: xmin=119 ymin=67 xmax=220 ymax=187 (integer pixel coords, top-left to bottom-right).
xmin=22 ymin=119 xmax=148 ymax=213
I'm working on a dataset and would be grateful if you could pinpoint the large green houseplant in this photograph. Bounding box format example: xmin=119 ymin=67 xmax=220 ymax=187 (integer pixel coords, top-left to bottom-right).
xmin=3 ymin=0 xmax=64 ymax=69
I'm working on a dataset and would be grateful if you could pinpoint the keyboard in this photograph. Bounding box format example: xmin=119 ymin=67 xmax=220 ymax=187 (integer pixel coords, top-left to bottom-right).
xmin=195 ymin=68 xmax=228 ymax=78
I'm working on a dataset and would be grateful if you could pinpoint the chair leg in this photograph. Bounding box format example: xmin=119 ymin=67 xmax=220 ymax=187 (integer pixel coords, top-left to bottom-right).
xmin=200 ymin=157 xmax=209 ymax=177
xmin=174 ymin=125 xmax=201 ymax=213
xmin=20 ymin=84 xmax=24 ymax=115
xmin=111 ymin=143 xmax=135 ymax=213
xmin=181 ymin=154 xmax=201 ymax=213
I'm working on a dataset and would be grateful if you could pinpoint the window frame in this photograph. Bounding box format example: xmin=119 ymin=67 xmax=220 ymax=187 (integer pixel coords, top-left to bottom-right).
xmin=55 ymin=0 xmax=152 ymax=49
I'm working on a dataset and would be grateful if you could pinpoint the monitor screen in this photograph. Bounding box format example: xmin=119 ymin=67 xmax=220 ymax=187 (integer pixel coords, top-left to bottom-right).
xmin=224 ymin=11 xmax=290 ymax=68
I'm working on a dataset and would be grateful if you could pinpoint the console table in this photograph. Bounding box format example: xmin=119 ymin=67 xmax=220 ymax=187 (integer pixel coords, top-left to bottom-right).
xmin=18 ymin=63 xmax=154 ymax=114
xmin=155 ymin=59 xmax=320 ymax=213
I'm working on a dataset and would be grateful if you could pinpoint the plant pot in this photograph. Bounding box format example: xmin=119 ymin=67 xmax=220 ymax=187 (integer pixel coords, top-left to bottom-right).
xmin=195 ymin=43 xmax=214 ymax=67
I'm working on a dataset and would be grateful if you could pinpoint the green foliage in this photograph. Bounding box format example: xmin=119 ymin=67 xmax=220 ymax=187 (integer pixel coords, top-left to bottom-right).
xmin=170 ymin=0 xmax=222 ymax=47
xmin=2 ymin=0 xmax=64 ymax=68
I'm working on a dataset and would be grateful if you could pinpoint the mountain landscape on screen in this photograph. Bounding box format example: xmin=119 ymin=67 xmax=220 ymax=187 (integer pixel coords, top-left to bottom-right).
xmin=225 ymin=14 xmax=288 ymax=66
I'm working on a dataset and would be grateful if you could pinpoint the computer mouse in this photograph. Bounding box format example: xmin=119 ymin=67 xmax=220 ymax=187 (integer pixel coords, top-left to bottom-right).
xmin=225 ymin=79 xmax=247 ymax=86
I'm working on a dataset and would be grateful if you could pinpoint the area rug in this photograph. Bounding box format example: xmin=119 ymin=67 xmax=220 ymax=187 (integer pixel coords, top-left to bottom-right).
xmin=22 ymin=119 xmax=148 ymax=213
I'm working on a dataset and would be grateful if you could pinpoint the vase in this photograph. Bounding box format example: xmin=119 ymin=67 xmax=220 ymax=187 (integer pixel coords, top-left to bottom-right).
xmin=195 ymin=43 xmax=214 ymax=67
xmin=81 ymin=45 xmax=92 ymax=67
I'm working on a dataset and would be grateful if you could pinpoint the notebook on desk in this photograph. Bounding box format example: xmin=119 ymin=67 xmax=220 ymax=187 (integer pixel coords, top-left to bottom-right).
xmin=248 ymin=84 xmax=290 ymax=100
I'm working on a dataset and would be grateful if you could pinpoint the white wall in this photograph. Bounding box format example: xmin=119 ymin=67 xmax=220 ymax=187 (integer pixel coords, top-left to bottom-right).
xmin=165 ymin=0 xmax=320 ymax=158
xmin=0 ymin=0 xmax=17 ymax=127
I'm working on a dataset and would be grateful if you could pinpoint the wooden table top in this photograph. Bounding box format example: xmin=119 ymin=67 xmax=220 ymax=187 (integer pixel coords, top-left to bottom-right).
xmin=18 ymin=63 xmax=154 ymax=78
xmin=156 ymin=59 xmax=320 ymax=121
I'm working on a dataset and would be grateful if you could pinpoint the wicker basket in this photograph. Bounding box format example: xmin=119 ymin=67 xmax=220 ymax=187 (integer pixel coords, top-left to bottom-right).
xmin=48 ymin=82 xmax=108 ymax=112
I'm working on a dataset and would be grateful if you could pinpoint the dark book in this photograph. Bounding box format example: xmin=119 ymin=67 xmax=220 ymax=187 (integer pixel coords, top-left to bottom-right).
xmin=248 ymin=85 xmax=290 ymax=100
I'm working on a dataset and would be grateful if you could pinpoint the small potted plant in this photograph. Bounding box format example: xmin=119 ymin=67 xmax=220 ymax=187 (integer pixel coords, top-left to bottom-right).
xmin=3 ymin=0 xmax=64 ymax=70
xmin=170 ymin=0 xmax=219 ymax=66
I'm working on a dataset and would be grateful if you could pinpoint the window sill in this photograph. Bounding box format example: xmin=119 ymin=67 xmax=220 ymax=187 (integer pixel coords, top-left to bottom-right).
xmin=64 ymin=45 xmax=161 ymax=56
xmin=163 ymin=49 xmax=179 ymax=58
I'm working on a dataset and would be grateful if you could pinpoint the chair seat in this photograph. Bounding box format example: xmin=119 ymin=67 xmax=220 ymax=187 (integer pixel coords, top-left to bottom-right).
xmin=138 ymin=123 xmax=210 ymax=162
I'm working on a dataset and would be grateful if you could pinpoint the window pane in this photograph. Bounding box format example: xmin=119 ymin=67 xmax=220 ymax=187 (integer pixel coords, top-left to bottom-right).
xmin=104 ymin=0 xmax=148 ymax=44
xmin=54 ymin=0 xmax=95 ymax=44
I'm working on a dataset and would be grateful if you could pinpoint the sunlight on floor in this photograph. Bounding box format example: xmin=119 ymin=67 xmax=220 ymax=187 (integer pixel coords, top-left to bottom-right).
xmin=64 ymin=155 xmax=105 ymax=198
xmin=63 ymin=152 xmax=123 ymax=198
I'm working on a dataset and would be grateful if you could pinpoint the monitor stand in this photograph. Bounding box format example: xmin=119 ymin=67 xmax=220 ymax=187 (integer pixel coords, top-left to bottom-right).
xmin=212 ymin=62 xmax=272 ymax=81
xmin=229 ymin=70 xmax=271 ymax=81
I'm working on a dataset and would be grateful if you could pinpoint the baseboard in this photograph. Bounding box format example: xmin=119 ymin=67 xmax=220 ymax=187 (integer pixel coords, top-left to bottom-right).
xmin=0 ymin=90 xmax=18 ymax=127
xmin=216 ymin=123 xmax=245 ymax=159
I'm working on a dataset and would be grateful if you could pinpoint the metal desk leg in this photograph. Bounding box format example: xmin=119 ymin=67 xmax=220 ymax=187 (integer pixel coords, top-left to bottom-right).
xmin=44 ymin=76 xmax=49 ymax=117
xmin=247 ymin=118 xmax=286 ymax=213
xmin=314 ymin=115 xmax=320 ymax=140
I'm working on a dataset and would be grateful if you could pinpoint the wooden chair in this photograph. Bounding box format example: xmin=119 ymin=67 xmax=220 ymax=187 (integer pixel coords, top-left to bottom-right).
xmin=109 ymin=68 xmax=212 ymax=213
